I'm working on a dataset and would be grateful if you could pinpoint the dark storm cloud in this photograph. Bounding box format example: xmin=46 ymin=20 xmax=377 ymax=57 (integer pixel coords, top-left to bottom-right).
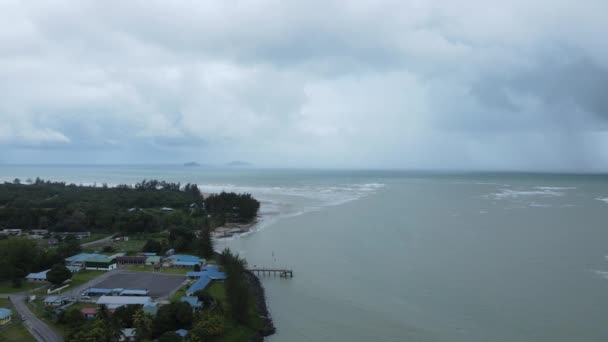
xmin=0 ymin=1 xmax=607 ymax=170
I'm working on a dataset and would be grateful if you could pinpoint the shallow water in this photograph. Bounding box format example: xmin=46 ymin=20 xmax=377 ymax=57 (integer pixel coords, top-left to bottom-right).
xmin=3 ymin=166 xmax=608 ymax=341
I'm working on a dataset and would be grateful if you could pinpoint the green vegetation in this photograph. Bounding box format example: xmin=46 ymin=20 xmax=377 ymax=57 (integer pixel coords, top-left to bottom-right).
xmin=0 ymin=299 xmax=36 ymax=342
xmin=0 ymin=281 xmax=42 ymax=294
xmin=0 ymin=179 xmax=259 ymax=233
xmin=67 ymin=270 xmax=105 ymax=289
xmin=46 ymin=264 xmax=72 ymax=285
xmin=0 ymin=238 xmax=63 ymax=290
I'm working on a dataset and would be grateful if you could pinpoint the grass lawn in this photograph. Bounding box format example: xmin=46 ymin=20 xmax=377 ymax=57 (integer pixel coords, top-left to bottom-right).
xmin=66 ymin=270 xmax=105 ymax=289
xmin=126 ymin=265 xmax=192 ymax=275
xmin=84 ymin=238 xmax=147 ymax=254
xmin=0 ymin=298 xmax=36 ymax=342
xmin=78 ymin=233 xmax=112 ymax=244
xmin=0 ymin=281 xmax=44 ymax=294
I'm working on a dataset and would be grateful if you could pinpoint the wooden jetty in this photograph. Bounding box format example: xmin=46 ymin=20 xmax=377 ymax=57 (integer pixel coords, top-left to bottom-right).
xmin=248 ymin=268 xmax=294 ymax=278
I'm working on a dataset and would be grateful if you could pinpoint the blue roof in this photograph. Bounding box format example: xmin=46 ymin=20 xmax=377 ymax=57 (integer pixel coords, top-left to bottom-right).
xmin=203 ymin=265 xmax=219 ymax=272
xmin=26 ymin=269 xmax=49 ymax=280
xmin=180 ymin=296 xmax=203 ymax=308
xmin=186 ymin=276 xmax=212 ymax=295
xmin=65 ymin=253 xmax=106 ymax=263
xmin=175 ymin=329 xmax=188 ymax=337
xmin=166 ymin=254 xmax=204 ymax=263
xmin=0 ymin=308 xmax=12 ymax=319
xmin=186 ymin=269 xmax=226 ymax=280
xmin=84 ymin=288 xmax=113 ymax=294
xmin=120 ymin=290 xmax=149 ymax=296
xmin=142 ymin=252 xmax=157 ymax=256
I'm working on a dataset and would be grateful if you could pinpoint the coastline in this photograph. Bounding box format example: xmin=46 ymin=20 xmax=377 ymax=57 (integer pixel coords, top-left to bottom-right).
xmin=245 ymin=270 xmax=276 ymax=341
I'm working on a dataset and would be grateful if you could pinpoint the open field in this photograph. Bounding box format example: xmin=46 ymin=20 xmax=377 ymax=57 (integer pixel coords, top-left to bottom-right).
xmin=0 ymin=298 xmax=36 ymax=342
xmin=93 ymin=272 xmax=186 ymax=298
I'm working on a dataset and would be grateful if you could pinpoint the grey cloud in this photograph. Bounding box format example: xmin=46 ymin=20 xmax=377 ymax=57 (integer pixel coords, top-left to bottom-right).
xmin=0 ymin=1 xmax=607 ymax=170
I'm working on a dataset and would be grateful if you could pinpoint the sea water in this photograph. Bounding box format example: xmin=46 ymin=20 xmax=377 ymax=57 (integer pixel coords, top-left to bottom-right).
xmin=2 ymin=166 xmax=608 ymax=341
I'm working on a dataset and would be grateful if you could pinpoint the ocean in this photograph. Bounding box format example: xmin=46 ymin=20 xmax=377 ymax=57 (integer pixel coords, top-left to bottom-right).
xmin=2 ymin=165 xmax=608 ymax=341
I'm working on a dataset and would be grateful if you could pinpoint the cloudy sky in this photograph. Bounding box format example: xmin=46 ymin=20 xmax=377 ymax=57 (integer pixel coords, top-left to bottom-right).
xmin=1 ymin=1 xmax=607 ymax=170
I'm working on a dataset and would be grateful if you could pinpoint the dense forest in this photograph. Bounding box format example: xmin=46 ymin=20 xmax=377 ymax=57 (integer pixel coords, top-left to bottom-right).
xmin=0 ymin=178 xmax=260 ymax=233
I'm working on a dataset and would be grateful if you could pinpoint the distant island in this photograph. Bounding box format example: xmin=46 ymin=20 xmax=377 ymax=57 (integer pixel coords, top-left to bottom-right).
xmin=226 ymin=160 xmax=251 ymax=167
xmin=183 ymin=161 xmax=200 ymax=167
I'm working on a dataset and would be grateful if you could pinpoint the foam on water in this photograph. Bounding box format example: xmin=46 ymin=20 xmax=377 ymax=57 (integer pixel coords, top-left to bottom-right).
xmin=206 ymin=182 xmax=385 ymax=239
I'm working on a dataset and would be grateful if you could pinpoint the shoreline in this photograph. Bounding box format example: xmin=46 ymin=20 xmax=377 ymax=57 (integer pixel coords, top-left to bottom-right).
xmin=245 ymin=270 xmax=276 ymax=341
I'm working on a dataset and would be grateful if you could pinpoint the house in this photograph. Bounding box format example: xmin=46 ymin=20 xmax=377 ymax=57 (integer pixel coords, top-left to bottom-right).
xmin=145 ymin=256 xmax=161 ymax=265
xmin=26 ymin=270 xmax=50 ymax=282
xmin=186 ymin=265 xmax=226 ymax=280
xmin=96 ymin=296 xmax=152 ymax=309
xmin=47 ymin=238 xmax=59 ymax=246
xmin=80 ymin=307 xmax=97 ymax=320
xmin=65 ymin=253 xmax=107 ymax=266
xmin=0 ymin=308 xmax=12 ymax=325
xmin=30 ymin=229 xmax=49 ymax=235
xmin=164 ymin=254 xmax=204 ymax=268
xmin=161 ymin=207 xmax=174 ymax=212
xmin=83 ymin=288 xmax=114 ymax=297
xmin=66 ymin=265 xmax=82 ymax=273
xmin=119 ymin=328 xmax=136 ymax=342
xmin=84 ymin=257 xmax=117 ymax=271
xmin=175 ymin=329 xmax=188 ymax=338
xmin=142 ymin=252 xmax=157 ymax=257
xmin=0 ymin=228 xmax=22 ymax=236
xmin=44 ymin=296 xmax=68 ymax=307
xmin=116 ymin=256 xmax=146 ymax=265
xmin=186 ymin=276 xmax=212 ymax=296
xmin=180 ymin=296 xmax=203 ymax=310
xmin=119 ymin=289 xmax=149 ymax=297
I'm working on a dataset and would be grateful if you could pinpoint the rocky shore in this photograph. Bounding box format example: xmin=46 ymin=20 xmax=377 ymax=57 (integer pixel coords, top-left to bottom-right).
xmin=245 ymin=270 xmax=276 ymax=341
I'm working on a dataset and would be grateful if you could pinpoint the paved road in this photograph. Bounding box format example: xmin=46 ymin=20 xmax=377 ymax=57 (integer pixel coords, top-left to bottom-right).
xmin=80 ymin=234 xmax=115 ymax=248
xmin=9 ymin=294 xmax=63 ymax=342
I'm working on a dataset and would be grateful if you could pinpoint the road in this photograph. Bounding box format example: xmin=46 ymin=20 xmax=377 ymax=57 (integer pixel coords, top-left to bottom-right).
xmin=80 ymin=234 xmax=115 ymax=248
xmin=9 ymin=293 xmax=63 ymax=342
xmin=1 ymin=269 xmax=125 ymax=342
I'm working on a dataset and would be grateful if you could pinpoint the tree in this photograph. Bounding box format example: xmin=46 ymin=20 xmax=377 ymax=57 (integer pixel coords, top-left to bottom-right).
xmin=142 ymin=239 xmax=162 ymax=254
xmin=158 ymin=331 xmax=181 ymax=342
xmin=220 ymin=248 xmax=251 ymax=324
xmin=61 ymin=307 xmax=85 ymax=329
xmin=47 ymin=263 xmax=72 ymax=285
xmin=57 ymin=238 xmax=82 ymax=259
xmin=195 ymin=228 xmax=214 ymax=259
xmin=189 ymin=313 xmax=225 ymax=339
xmin=133 ymin=308 xmax=153 ymax=340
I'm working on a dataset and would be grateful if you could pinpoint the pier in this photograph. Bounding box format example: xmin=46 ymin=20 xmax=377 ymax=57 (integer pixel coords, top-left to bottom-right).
xmin=248 ymin=268 xmax=294 ymax=278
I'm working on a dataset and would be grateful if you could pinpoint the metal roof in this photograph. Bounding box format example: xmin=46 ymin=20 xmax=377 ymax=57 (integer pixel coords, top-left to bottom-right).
xmin=96 ymin=296 xmax=151 ymax=306
xmin=120 ymin=290 xmax=149 ymax=296
xmin=173 ymin=261 xmax=200 ymax=266
xmin=165 ymin=254 xmax=204 ymax=263
xmin=0 ymin=308 xmax=12 ymax=319
xmin=25 ymin=269 xmax=50 ymax=280
xmin=175 ymin=329 xmax=188 ymax=337
xmin=186 ymin=275 xmax=212 ymax=295
xmin=65 ymin=253 xmax=106 ymax=263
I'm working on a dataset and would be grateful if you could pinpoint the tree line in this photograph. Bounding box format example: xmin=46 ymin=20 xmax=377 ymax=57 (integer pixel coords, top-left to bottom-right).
xmin=0 ymin=179 xmax=260 ymax=233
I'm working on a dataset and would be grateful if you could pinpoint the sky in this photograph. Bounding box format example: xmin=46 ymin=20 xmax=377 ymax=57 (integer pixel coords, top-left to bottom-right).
xmin=0 ymin=1 xmax=607 ymax=170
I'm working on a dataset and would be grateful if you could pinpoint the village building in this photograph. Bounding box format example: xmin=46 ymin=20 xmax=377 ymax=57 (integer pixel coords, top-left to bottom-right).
xmin=0 ymin=308 xmax=12 ymax=325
